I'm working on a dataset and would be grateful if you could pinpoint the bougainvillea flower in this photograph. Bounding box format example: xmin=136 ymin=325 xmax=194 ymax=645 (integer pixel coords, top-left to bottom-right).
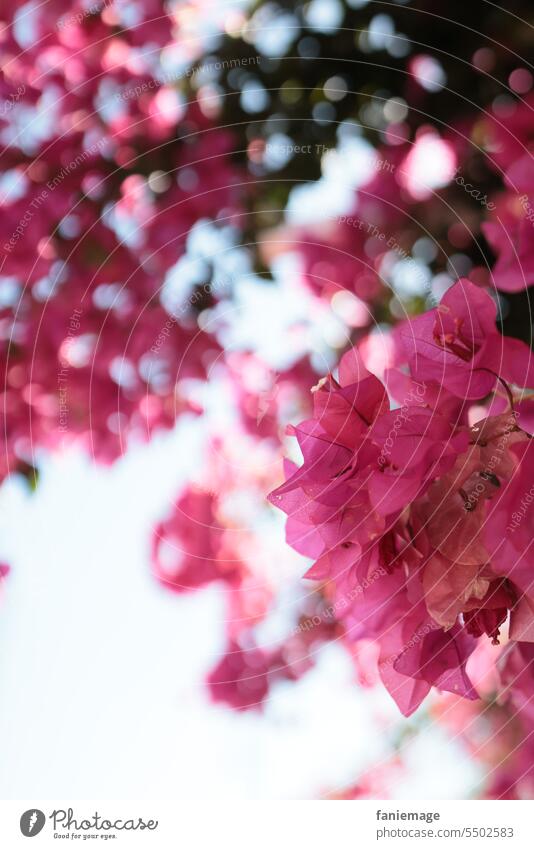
xmin=207 ymin=640 xmax=271 ymax=711
xmin=484 ymin=440 xmax=534 ymax=600
xmin=270 ymin=279 xmax=534 ymax=715
xmin=400 ymin=279 xmax=534 ymax=398
xmin=499 ymin=642 xmax=534 ymax=725
xmin=482 ymin=155 xmax=534 ymax=292
xmin=152 ymin=488 xmax=243 ymax=593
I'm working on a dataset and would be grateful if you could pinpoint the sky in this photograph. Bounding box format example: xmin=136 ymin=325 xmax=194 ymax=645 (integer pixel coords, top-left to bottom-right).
xmin=0 ymin=421 xmax=482 ymax=799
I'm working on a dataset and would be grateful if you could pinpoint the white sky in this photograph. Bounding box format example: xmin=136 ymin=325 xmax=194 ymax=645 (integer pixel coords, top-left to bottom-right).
xmin=0 ymin=421 xmax=482 ymax=799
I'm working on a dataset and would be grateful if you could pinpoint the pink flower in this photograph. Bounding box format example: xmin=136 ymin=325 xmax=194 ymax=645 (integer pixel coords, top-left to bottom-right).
xmin=401 ymin=279 xmax=534 ymax=398
xmin=270 ymin=280 xmax=534 ymax=715
xmin=207 ymin=640 xmax=271 ymax=711
xmin=485 ymin=440 xmax=534 ymax=608
xmin=152 ymin=488 xmax=243 ymax=593
xmin=499 ymin=642 xmax=534 ymax=726
xmin=482 ymin=155 xmax=534 ymax=292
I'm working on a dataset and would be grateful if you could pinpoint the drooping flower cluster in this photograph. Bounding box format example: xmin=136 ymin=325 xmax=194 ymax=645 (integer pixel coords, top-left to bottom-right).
xmin=151 ymin=383 xmax=339 ymax=712
xmin=152 ymin=486 xmax=244 ymax=594
xmin=481 ymin=95 xmax=534 ymax=293
xmin=0 ymin=1 xmax=244 ymax=475
xmin=270 ymin=279 xmax=534 ymax=715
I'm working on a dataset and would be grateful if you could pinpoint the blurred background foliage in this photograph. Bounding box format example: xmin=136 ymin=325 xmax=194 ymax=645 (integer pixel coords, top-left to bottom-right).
xmin=182 ymin=0 xmax=534 ymax=344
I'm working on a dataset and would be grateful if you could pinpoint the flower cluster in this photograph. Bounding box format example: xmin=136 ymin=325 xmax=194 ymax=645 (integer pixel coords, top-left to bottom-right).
xmin=0 ymin=1 xmax=243 ymax=475
xmin=479 ymin=95 xmax=534 ymax=293
xmin=270 ymin=279 xmax=534 ymax=715
xmin=152 ymin=487 xmax=244 ymax=594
